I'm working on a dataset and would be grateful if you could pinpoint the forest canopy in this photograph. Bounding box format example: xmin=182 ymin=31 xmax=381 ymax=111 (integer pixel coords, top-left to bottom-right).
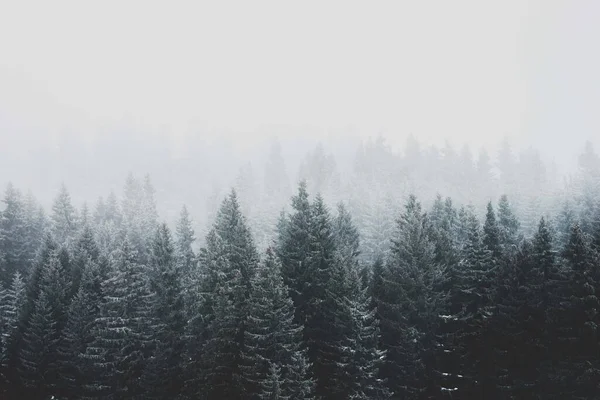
xmin=0 ymin=138 xmax=599 ymax=399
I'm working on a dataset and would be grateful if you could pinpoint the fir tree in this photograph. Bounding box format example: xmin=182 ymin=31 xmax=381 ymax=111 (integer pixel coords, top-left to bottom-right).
xmin=0 ymin=272 xmax=25 ymax=392
xmin=445 ymin=208 xmax=496 ymax=397
xmin=241 ymin=248 xmax=315 ymax=400
xmin=143 ymin=223 xmax=186 ymax=399
xmin=304 ymin=195 xmax=353 ymax=398
xmin=277 ymin=181 xmax=312 ymax=327
xmin=184 ymin=190 xmax=259 ymax=399
xmin=18 ymin=246 xmax=71 ymax=398
xmin=497 ymin=194 xmax=521 ymax=254
xmin=377 ymin=195 xmax=446 ymax=398
xmin=51 ymin=183 xmax=79 ymax=249
xmin=70 ymin=223 xmax=100 ymax=299
xmin=175 ymin=205 xmax=197 ymax=316
xmin=18 ymin=291 xmax=58 ymax=399
xmin=561 ymin=224 xmax=600 ymax=397
xmin=56 ymin=258 xmax=105 ymax=399
xmin=332 ymin=202 xmax=388 ymax=399
xmin=483 ymin=201 xmax=502 ymax=261
xmin=0 ymin=183 xmax=27 ymax=286
xmin=81 ymin=239 xmax=155 ymax=399
xmin=22 ymin=191 xmax=47 ymax=269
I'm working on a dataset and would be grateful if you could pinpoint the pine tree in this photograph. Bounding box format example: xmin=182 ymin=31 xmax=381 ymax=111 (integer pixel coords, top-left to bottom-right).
xmin=377 ymin=195 xmax=446 ymax=398
xmin=277 ymin=181 xmax=312 ymax=326
xmin=0 ymin=183 xmax=27 ymax=286
xmin=446 ymin=208 xmax=497 ymax=397
xmin=122 ymin=174 xmax=148 ymax=263
xmin=184 ymin=190 xmax=259 ymax=399
xmin=483 ymin=201 xmax=502 ymax=261
xmin=303 ymin=195 xmax=354 ymax=398
xmin=81 ymin=239 xmax=155 ymax=399
xmin=555 ymin=200 xmax=577 ymax=249
xmin=530 ymin=217 xmax=565 ymax=399
xmin=241 ymin=248 xmax=315 ymax=399
xmin=274 ymin=185 xmax=351 ymax=398
xmin=332 ymin=202 xmax=388 ymax=399
xmin=0 ymin=272 xmax=25 ymax=393
xmin=561 ymin=224 xmax=600 ymax=397
xmin=141 ymin=175 xmax=159 ymax=252
xmin=346 ymin=267 xmax=390 ymax=399
xmin=18 ymin=291 xmax=58 ymax=399
xmin=195 ymin=232 xmax=246 ymax=399
xmin=260 ymin=363 xmax=284 ymax=400
xmin=51 ymin=183 xmax=79 ymax=249
xmin=175 ymin=205 xmax=197 ymax=316
xmin=56 ymin=257 xmax=105 ymax=399
xmin=19 ymin=248 xmax=70 ymax=398
xmin=497 ymin=195 xmax=521 ymax=255
xmin=22 ymin=191 xmax=47 ymax=270
xmin=70 ymin=223 xmax=100 ymax=299
xmin=143 ymin=223 xmax=186 ymax=399
xmin=94 ymin=194 xmax=123 ymax=258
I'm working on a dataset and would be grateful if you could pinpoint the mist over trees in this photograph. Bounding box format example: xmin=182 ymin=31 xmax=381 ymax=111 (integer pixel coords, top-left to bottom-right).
xmin=0 ymin=136 xmax=599 ymax=399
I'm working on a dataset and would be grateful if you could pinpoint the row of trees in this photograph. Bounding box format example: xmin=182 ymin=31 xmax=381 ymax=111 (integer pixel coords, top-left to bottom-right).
xmin=0 ymin=162 xmax=599 ymax=399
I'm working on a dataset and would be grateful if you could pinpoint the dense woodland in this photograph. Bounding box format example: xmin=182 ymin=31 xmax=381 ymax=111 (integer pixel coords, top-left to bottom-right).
xmin=0 ymin=138 xmax=600 ymax=399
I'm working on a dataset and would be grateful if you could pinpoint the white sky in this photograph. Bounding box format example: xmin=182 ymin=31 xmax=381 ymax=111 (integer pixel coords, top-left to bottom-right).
xmin=1 ymin=0 xmax=599 ymax=157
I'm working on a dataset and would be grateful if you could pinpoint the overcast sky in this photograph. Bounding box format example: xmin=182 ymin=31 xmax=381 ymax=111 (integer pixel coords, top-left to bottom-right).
xmin=1 ymin=0 xmax=598 ymax=160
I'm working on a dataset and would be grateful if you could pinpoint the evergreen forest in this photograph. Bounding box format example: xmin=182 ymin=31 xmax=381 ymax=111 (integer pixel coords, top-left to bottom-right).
xmin=1 ymin=138 xmax=600 ymax=400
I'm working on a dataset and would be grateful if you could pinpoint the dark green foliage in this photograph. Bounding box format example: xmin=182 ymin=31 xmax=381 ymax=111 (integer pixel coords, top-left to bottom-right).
xmin=242 ymin=248 xmax=315 ymax=400
xmin=560 ymin=224 xmax=600 ymax=397
xmin=50 ymin=184 xmax=79 ymax=249
xmin=1 ymin=168 xmax=600 ymax=399
xmin=56 ymin=258 xmax=105 ymax=399
xmin=0 ymin=184 xmax=28 ymax=286
xmin=0 ymin=272 xmax=25 ymax=392
xmin=483 ymin=201 xmax=502 ymax=261
xmin=18 ymin=247 xmax=70 ymax=399
xmin=175 ymin=205 xmax=197 ymax=314
xmin=377 ymin=195 xmax=447 ymax=398
xmin=70 ymin=223 xmax=100 ymax=299
xmin=80 ymin=239 xmax=155 ymax=399
xmin=497 ymin=195 xmax=521 ymax=254
xmin=302 ymin=195 xmax=352 ymax=398
xmin=184 ymin=190 xmax=260 ymax=399
xmin=276 ymin=181 xmax=312 ymax=324
xmin=143 ymin=223 xmax=186 ymax=399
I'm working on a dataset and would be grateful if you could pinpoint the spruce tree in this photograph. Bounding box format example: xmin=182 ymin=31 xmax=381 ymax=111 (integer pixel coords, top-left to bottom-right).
xmin=377 ymin=195 xmax=446 ymax=398
xmin=497 ymin=194 xmax=521 ymax=255
xmin=22 ymin=191 xmax=47 ymax=270
xmin=143 ymin=223 xmax=186 ymax=399
xmin=70 ymin=223 xmax=100 ymax=299
xmin=561 ymin=224 xmax=600 ymax=397
xmin=304 ymin=195 xmax=353 ymax=398
xmin=184 ymin=190 xmax=259 ymax=399
xmin=51 ymin=183 xmax=79 ymax=249
xmin=333 ymin=202 xmax=388 ymax=399
xmin=19 ymin=248 xmax=70 ymax=399
xmin=447 ymin=208 xmax=496 ymax=397
xmin=81 ymin=239 xmax=155 ymax=399
xmin=0 ymin=272 xmax=25 ymax=393
xmin=241 ymin=248 xmax=314 ymax=399
xmin=18 ymin=291 xmax=58 ymax=399
xmin=276 ymin=181 xmax=312 ymax=325
xmin=175 ymin=205 xmax=197 ymax=316
xmin=56 ymin=257 xmax=105 ymax=399
xmin=0 ymin=183 xmax=27 ymax=286
xmin=483 ymin=201 xmax=502 ymax=261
